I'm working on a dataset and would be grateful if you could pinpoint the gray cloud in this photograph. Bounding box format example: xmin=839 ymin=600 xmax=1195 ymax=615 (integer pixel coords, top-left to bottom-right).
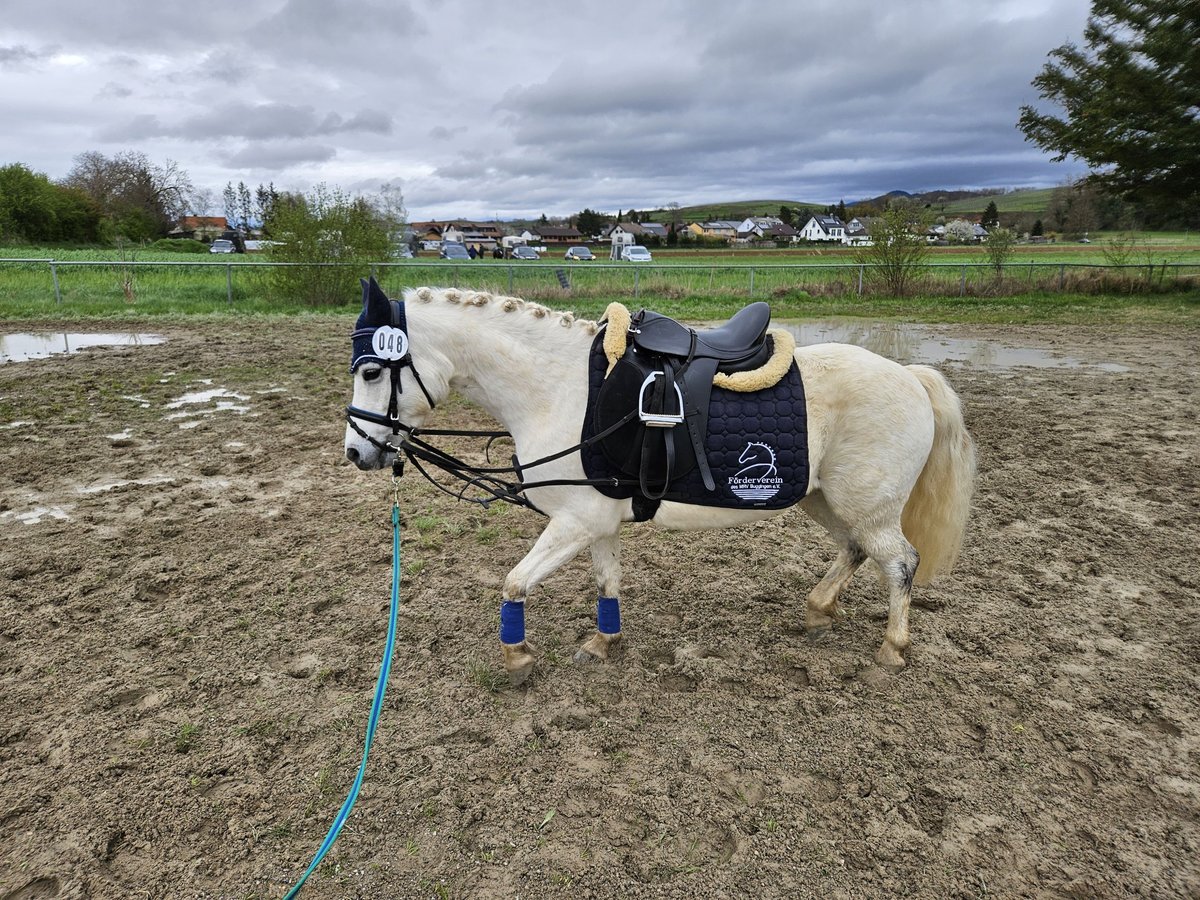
xmin=223 ymin=141 xmax=338 ymax=170
xmin=0 ymin=43 xmax=57 ymax=66
xmin=0 ymin=1 xmax=1093 ymax=218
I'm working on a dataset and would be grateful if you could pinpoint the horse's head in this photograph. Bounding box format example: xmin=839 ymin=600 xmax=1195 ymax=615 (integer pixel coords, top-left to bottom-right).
xmin=344 ymin=277 xmax=439 ymax=470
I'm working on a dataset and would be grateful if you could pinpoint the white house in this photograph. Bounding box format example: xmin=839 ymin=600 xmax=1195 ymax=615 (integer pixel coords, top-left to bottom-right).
xmin=798 ymin=215 xmax=846 ymax=242
xmin=844 ymin=217 xmax=875 ymax=246
xmin=736 ymin=216 xmax=783 ymax=235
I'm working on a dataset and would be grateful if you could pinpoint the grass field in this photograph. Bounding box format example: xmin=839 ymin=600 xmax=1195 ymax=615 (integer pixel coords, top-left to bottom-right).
xmin=1 ymin=242 xmax=1197 ymax=325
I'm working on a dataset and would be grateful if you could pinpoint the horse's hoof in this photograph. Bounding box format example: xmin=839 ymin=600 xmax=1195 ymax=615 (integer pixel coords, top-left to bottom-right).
xmin=507 ymin=663 xmax=535 ymax=687
xmin=502 ymin=641 xmax=537 ymax=687
xmin=806 ymin=625 xmax=832 ymax=643
xmin=874 ymin=645 xmax=907 ymax=674
xmin=575 ymin=632 xmax=621 ymax=665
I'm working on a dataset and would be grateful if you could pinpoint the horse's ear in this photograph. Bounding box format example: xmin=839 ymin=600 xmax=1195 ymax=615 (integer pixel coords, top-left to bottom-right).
xmin=360 ymin=276 xmax=391 ymax=326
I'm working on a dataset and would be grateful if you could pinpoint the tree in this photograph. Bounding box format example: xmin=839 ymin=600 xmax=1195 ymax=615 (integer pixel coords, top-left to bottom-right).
xmin=237 ymin=182 xmax=253 ymax=233
xmin=779 ymin=205 xmax=794 ymax=226
xmin=223 ymin=182 xmax=239 ymax=230
xmin=1017 ymin=0 xmax=1200 ymax=219
xmin=64 ymin=150 xmax=193 ymax=240
xmin=982 ymin=200 xmax=1000 ymax=228
xmin=254 ymin=183 xmax=279 ymax=233
xmin=836 ymin=199 xmax=847 ymax=221
xmin=1032 ymin=219 xmax=1045 ymax=237
xmin=0 ymin=163 xmax=100 ymax=243
xmin=370 ymin=181 xmax=407 ymax=235
xmin=574 ymin=208 xmax=607 ymax=238
xmin=853 ymin=206 xmax=931 ymax=297
xmin=982 ymin=227 xmax=1019 ymax=277
xmin=944 ymin=219 xmax=976 ymax=244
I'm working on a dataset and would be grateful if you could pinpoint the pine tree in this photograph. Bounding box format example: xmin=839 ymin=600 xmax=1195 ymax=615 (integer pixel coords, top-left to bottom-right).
xmin=983 ymin=200 xmax=1000 ymax=228
xmin=1018 ymin=0 xmax=1200 ymax=216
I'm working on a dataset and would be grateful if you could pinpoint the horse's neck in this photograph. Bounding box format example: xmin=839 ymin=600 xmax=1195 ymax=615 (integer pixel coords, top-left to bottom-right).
xmin=418 ymin=301 xmax=593 ymax=444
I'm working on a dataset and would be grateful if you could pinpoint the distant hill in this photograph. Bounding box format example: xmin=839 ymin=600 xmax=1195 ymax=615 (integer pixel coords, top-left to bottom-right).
xmin=625 ymin=189 xmax=1054 ymax=225
xmin=936 ymin=188 xmax=1055 ymax=215
xmin=642 ymin=199 xmax=826 ymax=224
xmin=852 ymin=187 xmax=1054 ymax=216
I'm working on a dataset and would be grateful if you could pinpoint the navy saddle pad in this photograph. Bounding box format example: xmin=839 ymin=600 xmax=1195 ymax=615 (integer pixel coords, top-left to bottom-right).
xmin=580 ymin=331 xmax=810 ymax=514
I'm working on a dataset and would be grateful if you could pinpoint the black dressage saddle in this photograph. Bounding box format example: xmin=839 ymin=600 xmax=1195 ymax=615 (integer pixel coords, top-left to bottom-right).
xmin=594 ymin=302 xmax=773 ymax=499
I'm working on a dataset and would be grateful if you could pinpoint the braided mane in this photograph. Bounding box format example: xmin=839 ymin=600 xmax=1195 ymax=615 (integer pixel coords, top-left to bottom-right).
xmin=402 ymin=286 xmax=600 ymax=336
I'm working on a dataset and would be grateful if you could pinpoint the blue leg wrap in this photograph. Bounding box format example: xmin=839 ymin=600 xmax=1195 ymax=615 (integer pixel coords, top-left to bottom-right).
xmin=597 ymin=596 xmax=621 ymax=635
xmin=499 ymin=600 xmax=525 ymax=645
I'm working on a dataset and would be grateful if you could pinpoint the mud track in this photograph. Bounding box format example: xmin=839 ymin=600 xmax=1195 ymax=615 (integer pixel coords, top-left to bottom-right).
xmin=1 ymin=318 xmax=1197 ymax=899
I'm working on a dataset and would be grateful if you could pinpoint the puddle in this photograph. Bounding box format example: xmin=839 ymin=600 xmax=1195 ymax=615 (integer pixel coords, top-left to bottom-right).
xmin=1 ymin=333 xmax=165 ymax=363
xmin=776 ymin=320 xmax=1130 ymax=372
xmin=76 ymin=475 xmax=175 ymax=495
xmin=166 ymin=388 xmax=250 ymax=410
xmin=163 ymin=386 xmax=251 ymax=428
xmin=1 ymin=505 xmax=71 ymax=525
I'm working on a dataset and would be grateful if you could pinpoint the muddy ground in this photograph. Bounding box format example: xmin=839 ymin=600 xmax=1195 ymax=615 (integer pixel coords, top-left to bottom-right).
xmin=1 ymin=315 xmax=1197 ymax=900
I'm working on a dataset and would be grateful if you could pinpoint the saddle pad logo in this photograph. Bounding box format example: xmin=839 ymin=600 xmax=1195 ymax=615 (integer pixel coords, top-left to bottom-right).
xmin=728 ymin=441 xmax=783 ymax=501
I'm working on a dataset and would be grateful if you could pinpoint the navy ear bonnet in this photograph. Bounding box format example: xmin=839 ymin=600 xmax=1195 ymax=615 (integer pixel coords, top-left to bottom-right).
xmin=351 ymin=277 xmax=410 ymax=372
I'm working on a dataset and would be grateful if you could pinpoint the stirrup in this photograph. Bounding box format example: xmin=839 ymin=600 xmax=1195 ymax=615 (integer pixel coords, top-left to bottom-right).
xmin=637 ymin=372 xmax=685 ymax=428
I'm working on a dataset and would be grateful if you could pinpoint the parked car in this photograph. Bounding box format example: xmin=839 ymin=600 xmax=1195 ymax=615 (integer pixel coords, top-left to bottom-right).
xmin=440 ymin=242 xmax=471 ymax=260
xmin=209 ymin=239 xmax=236 ymax=254
xmin=622 ymin=245 xmax=652 ymax=262
xmin=564 ymin=246 xmax=595 ymax=261
xmin=511 ymin=246 xmax=540 ymax=260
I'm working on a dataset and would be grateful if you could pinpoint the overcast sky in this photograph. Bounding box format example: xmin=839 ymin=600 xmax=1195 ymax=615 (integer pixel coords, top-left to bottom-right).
xmin=0 ymin=0 xmax=1093 ymax=220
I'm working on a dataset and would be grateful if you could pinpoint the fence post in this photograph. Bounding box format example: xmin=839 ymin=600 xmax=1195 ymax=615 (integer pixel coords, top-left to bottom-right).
xmin=1058 ymin=264 xmax=1065 ymax=291
xmin=50 ymin=260 xmax=62 ymax=305
xmin=857 ymin=264 xmax=864 ymax=296
xmin=507 ymin=265 xmax=513 ymax=294
xmin=226 ymin=264 xmax=233 ymax=303
xmin=634 ymin=267 xmax=640 ymax=300
xmin=749 ymin=267 xmax=755 ymax=297
xmin=960 ymin=265 xmax=966 ymax=297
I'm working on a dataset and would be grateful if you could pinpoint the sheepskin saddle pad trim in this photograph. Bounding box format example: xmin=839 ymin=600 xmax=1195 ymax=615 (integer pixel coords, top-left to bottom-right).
xmin=601 ymin=301 xmax=796 ymax=391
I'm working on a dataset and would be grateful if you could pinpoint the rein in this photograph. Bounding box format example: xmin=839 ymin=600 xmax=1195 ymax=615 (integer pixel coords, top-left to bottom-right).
xmin=345 ymin=408 xmax=641 ymax=514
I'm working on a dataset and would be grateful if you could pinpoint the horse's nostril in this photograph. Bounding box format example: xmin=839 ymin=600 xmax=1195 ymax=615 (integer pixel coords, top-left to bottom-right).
xmin=346 ymin=447 xmax=360 ymax=463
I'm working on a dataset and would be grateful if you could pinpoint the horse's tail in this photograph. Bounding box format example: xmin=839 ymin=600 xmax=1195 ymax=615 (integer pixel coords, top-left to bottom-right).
xmin=902 ymin=365 xmax=977 ymax=585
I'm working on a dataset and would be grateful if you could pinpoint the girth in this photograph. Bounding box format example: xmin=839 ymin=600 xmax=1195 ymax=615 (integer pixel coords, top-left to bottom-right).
xmin=594 ymin=305 xmax=774 ymax=500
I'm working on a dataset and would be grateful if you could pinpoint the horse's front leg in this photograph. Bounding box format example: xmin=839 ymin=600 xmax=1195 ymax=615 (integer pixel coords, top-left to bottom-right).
xmin=574 ymin=532 xmax=622 ymax=665
xmin=500 ymin=516 xmax=596 ymax=686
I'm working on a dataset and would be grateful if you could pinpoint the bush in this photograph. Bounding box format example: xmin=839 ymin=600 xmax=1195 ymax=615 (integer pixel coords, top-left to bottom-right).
xmin=148 ymin=238 xmax=209 ymax=254
xmin=263 ymin=184 xmax=393 ymax=305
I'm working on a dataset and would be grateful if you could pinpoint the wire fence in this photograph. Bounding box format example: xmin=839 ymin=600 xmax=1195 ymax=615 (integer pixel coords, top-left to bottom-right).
xmin=2 ymin=257 xmax=1197 ymax=307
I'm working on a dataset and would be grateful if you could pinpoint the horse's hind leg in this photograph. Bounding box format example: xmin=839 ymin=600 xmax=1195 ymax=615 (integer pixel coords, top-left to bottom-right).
xmin=857 ymin=524 xmax=920 ymax=673
xmin=800 ymin=491 xmax=867 ymax=637
xmin=574 ymin=532 xmax=622 ymax=665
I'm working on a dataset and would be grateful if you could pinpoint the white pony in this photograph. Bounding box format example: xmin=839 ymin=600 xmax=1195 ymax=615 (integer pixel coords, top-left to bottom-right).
xmin=345 ymin=282 xmax=976 ymax=684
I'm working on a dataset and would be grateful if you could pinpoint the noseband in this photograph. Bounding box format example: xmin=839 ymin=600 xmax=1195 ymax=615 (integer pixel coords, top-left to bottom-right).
xmin=345 ymin=298 xmax=437 ymax=455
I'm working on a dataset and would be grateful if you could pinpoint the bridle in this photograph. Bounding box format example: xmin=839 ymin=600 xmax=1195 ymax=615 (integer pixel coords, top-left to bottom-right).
xmin=345 ymin=297 xmax=437 ymax=456
xmin=343 ymin=303 xmax=644 ymax=513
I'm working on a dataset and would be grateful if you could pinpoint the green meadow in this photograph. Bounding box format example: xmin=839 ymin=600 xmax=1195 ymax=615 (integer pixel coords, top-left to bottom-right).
xmin=1 ymin=242 xmax=1197 ymax=325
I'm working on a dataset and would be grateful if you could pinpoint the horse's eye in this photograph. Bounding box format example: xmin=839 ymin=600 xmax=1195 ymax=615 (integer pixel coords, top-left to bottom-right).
xmin=362 ymin=367 xmax=383 ymax=383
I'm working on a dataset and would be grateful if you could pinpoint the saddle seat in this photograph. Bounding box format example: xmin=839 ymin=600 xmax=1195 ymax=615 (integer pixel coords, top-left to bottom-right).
xmin=631 ymin=301 xmax=771 ymax=362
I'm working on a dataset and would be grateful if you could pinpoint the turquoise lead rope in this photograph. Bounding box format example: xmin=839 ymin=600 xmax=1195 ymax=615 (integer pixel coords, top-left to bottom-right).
xmin=282 ymin=495 xmax=402 ymax=899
